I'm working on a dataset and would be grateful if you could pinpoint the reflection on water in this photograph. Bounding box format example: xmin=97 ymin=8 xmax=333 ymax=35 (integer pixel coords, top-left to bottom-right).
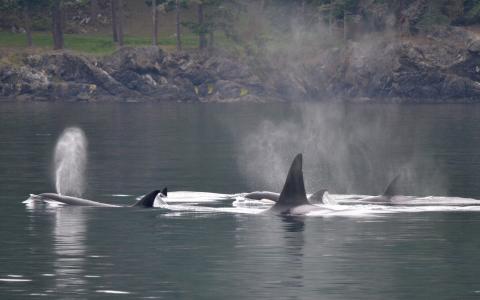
xmin=53 ymin=207 xmax=86 ymax=295
xmin=3 ymin=102 xmax=480 ymax=299
xmin=22 ymin=203 xmax=88 ymax=297
xmin=281 ymin=216 xmax=305 ymax=233
xmin=280 ymin=217 xmax=305 ymax=291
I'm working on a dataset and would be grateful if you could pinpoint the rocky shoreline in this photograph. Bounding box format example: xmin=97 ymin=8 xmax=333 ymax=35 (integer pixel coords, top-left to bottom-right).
xmin=2 ymin=26 xmax=480 ymax=103
xmin=0 ymin=47 xmax=280 ymax=103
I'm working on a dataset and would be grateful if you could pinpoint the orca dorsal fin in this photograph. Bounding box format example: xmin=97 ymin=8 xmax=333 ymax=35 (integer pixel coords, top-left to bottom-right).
xmin=161 ymin=187 xmax=168 ymax=197
xmin=383 ymin=174 xmax=401 ymax=197
xmin=276 ymin=154 xmax=310 ymax=206
xmin=132 ymin=190 xmax=160 ymax=208
xmin=308 ymin=189 xmax=327 ymax=204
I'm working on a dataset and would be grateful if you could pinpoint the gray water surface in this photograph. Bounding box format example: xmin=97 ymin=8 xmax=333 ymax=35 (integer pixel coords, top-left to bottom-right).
xmin=2 ymin=102 xmax=480 ymax=299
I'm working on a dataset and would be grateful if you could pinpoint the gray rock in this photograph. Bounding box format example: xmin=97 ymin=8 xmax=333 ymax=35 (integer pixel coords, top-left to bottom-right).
xmin=468 ymin=39 xmax=480 ymax=54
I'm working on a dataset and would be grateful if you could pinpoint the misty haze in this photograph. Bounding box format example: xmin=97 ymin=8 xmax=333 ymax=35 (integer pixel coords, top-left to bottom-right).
xmin=2 ymin=1 xmax=480 ymax=299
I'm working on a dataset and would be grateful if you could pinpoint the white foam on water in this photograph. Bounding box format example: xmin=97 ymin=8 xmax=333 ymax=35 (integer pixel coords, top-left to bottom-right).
xmin=164 ymin=191 xmax=232 ymax=203
xmin=305 ymin=205 xmax=381 ymax=218
xmin=330 ymin=194 xmax=369 ymax=200
xmin=330 ymin=194 xmax=480 ymax=205
xmin=305 ymin=203 xmax=480 ymax=217
xmin=24 ymin=198 xmax=63 ymax=207
xmin=22 ymin=188 xmax=480 ymax=218
xmin=232 ymin=197 xmax=275 ymax=208
xmin=159 ymin=203 xmax=264 ymax=216
xmin=215 ymin=207 xmax=265 ymax=214
xmin=321 ymin=192 xmax=338 ymax=205
xmin=96 ymin=290 xmax=131 ymax=294
xmin=157 ymin=192 xmax=480 ymax=218
xmin=0 ymin=278 xmax=32 ymax=282
xmin=7 ymin=275 xmax=23 ymax=278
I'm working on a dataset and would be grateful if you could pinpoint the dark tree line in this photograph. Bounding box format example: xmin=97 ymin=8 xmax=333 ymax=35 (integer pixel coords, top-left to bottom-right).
xmin=1 ymin=0 xmax=127 ymax=50
xmin=2 ymin=0 xmax=480 ymax=51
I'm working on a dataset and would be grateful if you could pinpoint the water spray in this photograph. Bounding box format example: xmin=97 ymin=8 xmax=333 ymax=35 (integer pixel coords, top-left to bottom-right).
xmin=54 ymin=127 xmax=87 ymax=197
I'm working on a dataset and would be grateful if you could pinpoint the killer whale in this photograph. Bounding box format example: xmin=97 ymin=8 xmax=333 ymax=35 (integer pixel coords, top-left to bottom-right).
xmin=30 ymin=188 xmax=167 ymax=208
xmin=336 ymin=175 xmax=437 ymax=206
xmin=245 ymin=189 xmax=328 ymax=204
xmin=353 ymin=175 xmax=403 ymax=204
xmin=333 ymin=175 xmax=416 ymax=206
xmin=267 ymin=154 xmax=323 ymax=216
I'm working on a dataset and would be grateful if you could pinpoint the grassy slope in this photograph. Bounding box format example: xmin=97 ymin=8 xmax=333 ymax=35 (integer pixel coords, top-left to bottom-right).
xmin=0 ymin=1 xmax=207 ymax=55
xmin=0 ymin=31 xmax=202 ymax=55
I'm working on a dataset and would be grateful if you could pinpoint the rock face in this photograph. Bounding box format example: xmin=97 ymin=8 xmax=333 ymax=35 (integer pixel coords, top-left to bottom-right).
xmin=0 ymin=47 xmax=277 ymax=103
xmin=3 ymin=26 xmax=480 ymax=103
xmin=273 ymin=26 xmax=480 ymax=103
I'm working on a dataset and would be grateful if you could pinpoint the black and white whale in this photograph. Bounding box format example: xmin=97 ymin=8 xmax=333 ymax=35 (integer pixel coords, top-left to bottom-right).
xmin=351 ymin=175 xmax=405 ymax=205
xmin=335 ymin=175 xmax=474 ymax=206
xmin=267 ymin=154 xmax=324 ymax=216
xmin=335 ymin=175 xmax=421 ymax=206
xmin=29 ymin=188 xmax=167 ymax=208
xmin=245 ymin=189 xmax=327 ymax=204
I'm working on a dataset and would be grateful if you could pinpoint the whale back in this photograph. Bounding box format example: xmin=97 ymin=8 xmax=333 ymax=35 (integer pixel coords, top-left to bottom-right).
xmin=38 ymin=193 xmax=119 ymax=207
xmin=245 ymin=191 xmax=280 ymax=201
xmin=274 ymin=154 xmax=310 ymax=208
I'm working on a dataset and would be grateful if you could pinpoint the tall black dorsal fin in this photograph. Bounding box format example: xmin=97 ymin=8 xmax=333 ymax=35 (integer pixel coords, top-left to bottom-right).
xmin=276 ymin=154 xmax=310 ymax=206
xmin=383 ymin=174 xmax=401 ymax=197
xmin=132 ymin=190 xmax=160 ymax=208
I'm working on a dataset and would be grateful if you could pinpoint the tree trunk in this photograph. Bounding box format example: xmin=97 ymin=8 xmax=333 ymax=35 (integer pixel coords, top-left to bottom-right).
xmin=198 ymin=2 xmax=207 ymax=50
xmin=111 ymin=0 xmax=118 ymax=42
xmin=176 ymin=0 xmax=182 ymax=51
xmin=90 ymin=0 xmax=99 ymax=24
xmin=209 ymin=30 xmax=214 ymax=52
xmin=51 ymin=0 xmax=64 ymax=50
xmin=23 ymin=4 xmax=32 ymax=47
xmin=152 ymin=0 xmax=158 ymax=45
xmin=117 ymin=0 xmax=124 ymax=46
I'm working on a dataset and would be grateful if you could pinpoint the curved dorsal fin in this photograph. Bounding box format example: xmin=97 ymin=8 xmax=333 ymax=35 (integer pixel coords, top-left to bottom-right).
xmin=276 ymin=154 xmax=310 ymax=206
xmin=383 ymin=174 xmax=401 ymax=197
xmin=308 ymin=189 xmax=327 ymax=204
xmin=132 ymin=190 xmax=160 ymax=208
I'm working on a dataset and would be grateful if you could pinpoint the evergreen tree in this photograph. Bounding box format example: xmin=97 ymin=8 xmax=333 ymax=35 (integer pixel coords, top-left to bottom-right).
xmin=182 ymin=0 xmax=243 ymax=50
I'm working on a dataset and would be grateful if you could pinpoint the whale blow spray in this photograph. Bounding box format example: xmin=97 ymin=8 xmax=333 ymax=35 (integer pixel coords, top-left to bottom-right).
xmin=54 ymin=127 xmax=87 ymax=197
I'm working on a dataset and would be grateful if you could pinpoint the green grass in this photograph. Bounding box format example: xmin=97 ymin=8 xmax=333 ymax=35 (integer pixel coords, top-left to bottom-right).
xmin=0 ymin=31 xmax=201 ymax=55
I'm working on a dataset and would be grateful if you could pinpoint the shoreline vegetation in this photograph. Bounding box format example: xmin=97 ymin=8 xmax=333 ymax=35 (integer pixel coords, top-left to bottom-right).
xmin=0 ymin=31 xmax=200 ymax=55
xmin=2 ymin=0 xmax=480 ymax=103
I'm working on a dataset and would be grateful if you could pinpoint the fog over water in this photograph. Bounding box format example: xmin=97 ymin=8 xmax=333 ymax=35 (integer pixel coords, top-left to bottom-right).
xmin=238 ymin=103 xmax=448 ymax=196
